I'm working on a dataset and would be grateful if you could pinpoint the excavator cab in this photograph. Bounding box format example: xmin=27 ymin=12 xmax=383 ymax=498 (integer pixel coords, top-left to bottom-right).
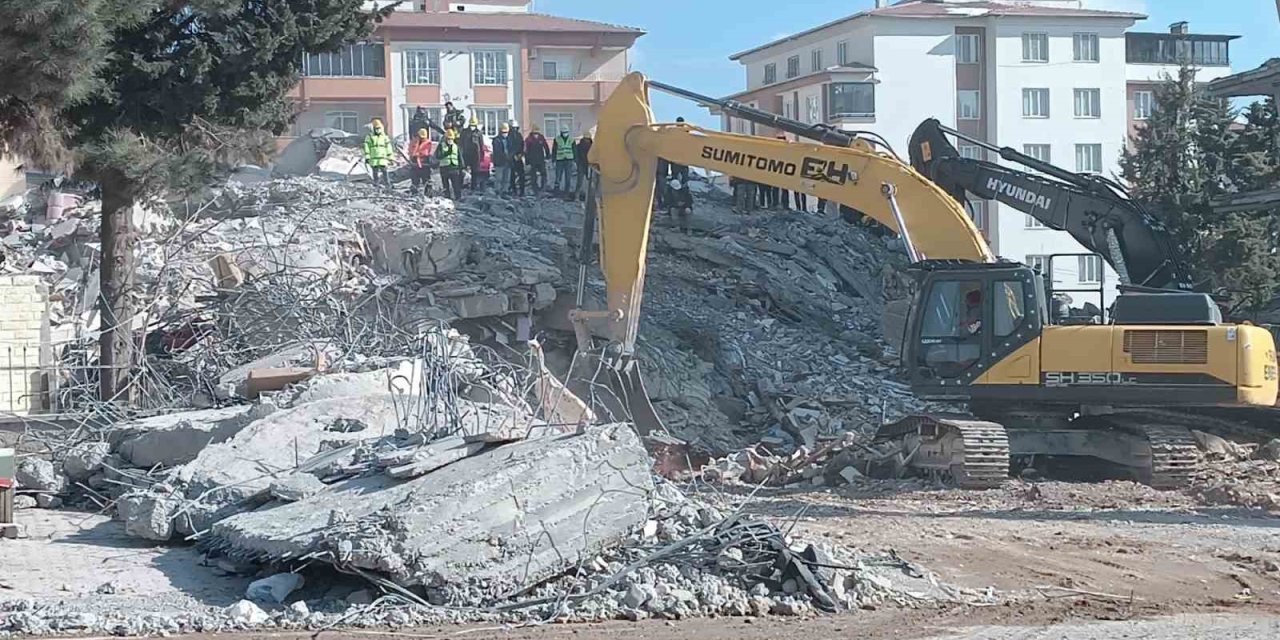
xmin=905 ymin=263 xmax=1045 ymax=398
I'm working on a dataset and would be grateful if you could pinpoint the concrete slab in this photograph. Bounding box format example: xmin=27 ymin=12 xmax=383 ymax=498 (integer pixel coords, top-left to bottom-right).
xmin=208 ymin=423 xmax=653 ymax=597
xmin=110 ymin=405 xmax=260 ymax=469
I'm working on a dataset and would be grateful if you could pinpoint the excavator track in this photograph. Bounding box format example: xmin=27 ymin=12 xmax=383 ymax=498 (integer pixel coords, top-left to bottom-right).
xmin=874 ymin=415 xmax=1009 ymax=489
xmin=1137 ymin=424 xmax=1200 ymax=489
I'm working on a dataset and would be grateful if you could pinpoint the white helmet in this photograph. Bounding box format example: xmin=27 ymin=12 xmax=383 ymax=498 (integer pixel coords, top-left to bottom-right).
xmin=668 ymin=179 xmax=683 ymax=190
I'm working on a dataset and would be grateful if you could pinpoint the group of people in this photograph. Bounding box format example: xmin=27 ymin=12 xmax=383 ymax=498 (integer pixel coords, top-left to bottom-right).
xmin=360 ymin=103 xmax=595 ymax=202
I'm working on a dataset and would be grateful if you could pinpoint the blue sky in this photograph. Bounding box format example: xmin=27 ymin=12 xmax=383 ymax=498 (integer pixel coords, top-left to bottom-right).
xmin=535 ymin=0 xmax=1280 ymax=127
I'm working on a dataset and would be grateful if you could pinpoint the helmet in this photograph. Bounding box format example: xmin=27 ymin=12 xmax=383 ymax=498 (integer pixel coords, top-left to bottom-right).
xmin=560 ymin=127 xmax=570 ymax=136
xmin=500 ymin=123 xmax=510 ymax=132
xmin=371 ymin=118 xmax=384 ymax=130
xmin=446 ymin=128 xmax=459 ymax=140
xmin=469 ymin=117 xmax=479 ymax=127
xmin=418 ymin=128 xmax=429 ymax=139
xmin=668 ymin=179 xmax=683 ymax=190
xmin=509 ymin=119 xmax=520 ymax=128
xmin=676 ymin=116 xmax=686 ymax=124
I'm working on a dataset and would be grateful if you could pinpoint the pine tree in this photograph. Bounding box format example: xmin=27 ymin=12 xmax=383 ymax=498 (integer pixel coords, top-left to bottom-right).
xmin=0 ymin=2 xmax=391 ymax=401
xmin=1121 ymin=66 xmax=1280 ymax=315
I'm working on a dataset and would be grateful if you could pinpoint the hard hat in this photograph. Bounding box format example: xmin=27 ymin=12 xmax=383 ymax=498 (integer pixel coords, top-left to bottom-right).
xmin=371 ymin=118 xmax=384 ymax=128
xmin=418 ymin=128 xmax=429 ymax=139
xmin=446 ymin=128 xmax=458 ymax=140
xmin=530 ymin=125 xmax=540 ymax=133
xmin=668 ymin=179 xmax=683 ymax=190
xmin=676 ymin=116 xmax=686 ymax=123
xmin=469 ymin=117 xmax=478 ymax=127
xmin=509 ymin=119 xmax=520 ymax=128
xmin=500 ymin=122 xmax=510 ymax=132
xmin=560 ymin=127 xmax=570 ymax=135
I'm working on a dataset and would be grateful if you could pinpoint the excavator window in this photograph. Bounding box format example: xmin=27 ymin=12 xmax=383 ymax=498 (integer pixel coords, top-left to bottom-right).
xmin=918 ymin=280 xmax=984 ymax=378
xmin=994 ymin=281 xmax=1027 ymax=338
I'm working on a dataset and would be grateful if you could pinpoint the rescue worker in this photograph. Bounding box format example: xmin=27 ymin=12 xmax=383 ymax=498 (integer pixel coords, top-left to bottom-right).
xmin=407 ymin=128 xmax=434 ymax=196
xmin=492 ymin=122 xmax=515 ymax=195
xmin=435 ymin=128 xmax=465 ymax=201
xmin=474 ymin=135 xmax=492 ymax=192
xmin=668 ymin=117 xmax=690 ymax=183
xmin=508 ymin=121 xmax=526 ymax=194
xmin=552 ymin=127 xmax=575 ymax=195
xmin=362 ymin=118 xmax=394 ymax=188
xmin=460 ymin=117 xmax=482 ymax=190
xmin=574 ymin=129 xmax=593 ymax=200
xmin=409 ymin=107 xmax=431 ymax=143
xmin=524 ymin=126 xmax=551 ymax=193
xmin=667 ymin=177 xmax=694 ymax=234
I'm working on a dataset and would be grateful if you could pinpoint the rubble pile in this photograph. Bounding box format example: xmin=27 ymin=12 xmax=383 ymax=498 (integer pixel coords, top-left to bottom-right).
xmin=1188 ymin=431 xmax=1280 ymax=510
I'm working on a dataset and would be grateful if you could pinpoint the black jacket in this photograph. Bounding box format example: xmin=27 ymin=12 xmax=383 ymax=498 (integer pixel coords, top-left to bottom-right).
xmin=574 ymin=138 xmax=593 ymax=170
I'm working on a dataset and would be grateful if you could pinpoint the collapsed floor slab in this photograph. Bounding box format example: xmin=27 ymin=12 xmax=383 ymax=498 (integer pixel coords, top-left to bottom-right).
xmin=206 ymin=423 xmax=653 ymax=600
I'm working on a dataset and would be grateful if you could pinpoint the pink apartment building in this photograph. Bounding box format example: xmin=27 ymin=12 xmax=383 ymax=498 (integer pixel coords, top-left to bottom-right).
xmin=285 ymin=0 xmax=644 ymax=142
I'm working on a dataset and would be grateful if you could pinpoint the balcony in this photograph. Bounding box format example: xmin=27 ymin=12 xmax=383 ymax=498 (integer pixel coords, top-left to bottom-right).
xmin=289 ymin=77 xmax=387 ymax=102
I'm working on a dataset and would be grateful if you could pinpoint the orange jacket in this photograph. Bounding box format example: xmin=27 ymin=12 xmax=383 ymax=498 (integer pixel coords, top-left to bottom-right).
xmin=408 ymin=138 xmax=434 ymax=167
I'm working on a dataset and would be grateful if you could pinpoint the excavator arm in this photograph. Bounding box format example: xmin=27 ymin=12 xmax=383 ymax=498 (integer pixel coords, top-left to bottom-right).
xmin=586 ymin=73 xmax=993 ymax=357
xmin=909 ymin=118 xmax=1194 ymax=291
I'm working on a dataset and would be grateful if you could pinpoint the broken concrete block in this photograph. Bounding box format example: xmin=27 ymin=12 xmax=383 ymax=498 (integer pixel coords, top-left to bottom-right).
xmin=216 ymin=342 xmax=334 ymax=400
xmin=62 ymin=442 xmax=111 ymax=481
xmin=15 ymin=459 xmax=65 ymax=494
xmin=209 ymin=424 xmax=654 ymax=597
xmin=385 ymin=436 xmax=488 ymax=479
xmin=117 ymin=492 xmax=180 ymax=541
xmin=533 ymin=282 xmax=557 ymax=309
xmin=226 ymin=599 xmax=270 ymax=626
xmin=1255 ymin=439 xmax=1280 ymax=461
xmin=211 ymin=254 xmax=245 ymax=290
xmin=112 ymin=405 xmax=259 ymax=468
xmin=451 ymin=292 xmax=509 ymax=319
xmin=35 ymin=494 xmax=62 ymax=509
xmin=345 ymin=589 xmax=374 ymax=606
xmin=246 ymin=367 xmax=317 ymax=399
xmin=246 ymin=573 xmax=305 ymax=604
xmin=13 ymin=495 xmax=36 ymax=510
xmin=269 ymin=474 xmax=327 ymax=502
xmin=361 ymin=226 xmax=471 ymax=279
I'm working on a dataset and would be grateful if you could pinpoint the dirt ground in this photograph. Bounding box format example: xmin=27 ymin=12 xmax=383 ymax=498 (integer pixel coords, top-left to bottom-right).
xmin=7 ymin=478 xmax=1280 ymax=638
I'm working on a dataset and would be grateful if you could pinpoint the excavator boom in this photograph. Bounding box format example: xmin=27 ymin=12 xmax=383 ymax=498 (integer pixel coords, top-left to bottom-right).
xmin=588 ymin=73 xmax=992 ymax=354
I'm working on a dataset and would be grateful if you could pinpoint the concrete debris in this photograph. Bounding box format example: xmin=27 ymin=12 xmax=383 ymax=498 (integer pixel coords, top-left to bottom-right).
xmin=268 ymin=473 xmax=327 ymax=502
xmin=61 ymin=442 xmax=110 ymax=481
xmin=14 ymin=460 xmax=64 ymax=495
xmin=245 ymin=573 xmax=304 ymax=604
xmin=110 ymin=405 xmax=262 ymax=468
xmin=224 ymin=599 xmax=270 ymax=626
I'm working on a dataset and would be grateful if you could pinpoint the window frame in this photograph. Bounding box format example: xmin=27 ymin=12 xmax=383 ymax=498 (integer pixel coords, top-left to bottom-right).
xmin=837 ymin=41 xmax=849 ymax=66
xmin=1026 ymin=254 xmax=1050 ymax=274
xmin=967 ymin=199 xmax=988 ymax=232
xmin=958 ymin=144 xmax=983 ymax=160
xmin=956 ymin=33 xmax=981 ymax=65
xmin=827 ymin=82 xmax=876 ymax=119
xmin=325 ymin=111 xmax=361 ymax=135
xmin=474 ymin=107 xmax=511 ymax=137
xmin=1022 ymin=32 xmax=1049 ymax=63
xmin=1022 ymin=88 xmax=1050 ymax=118
xmin=763 ymin=63 xmax=777 ymax=85
xmin=543 ymin=112 xmax=575 ymax=137
xmin=787 ymin=55 xmax=801 ymax=79
xmin=811 ymin=48 xmax=823 ymax=72
xmin=1078 ymin=254 xmax=1103 ymax=284
xmin=805 ymin=95 xmax=820 ymax=124
xmin=1073 ymin=88 xmax=1102 ymax=119
xmin=957 ymin=90 xmax=981 ymax=120
xmin=404 ymin=49 xmax=440 ymax=85
xmin=1025 ymin=215 xmax=1048 ymax=230
xmin=993 ymin=280 xmax=1028 ymax=339
xmin=1075 ymin=143 xmax=1104 ymax=174
xmin=472 ymin=50 xmax=509 ymax=86
xmin=1022 ymin=144 xmax=1051 ymax=163
xmin=1073 ymin=33 xmax=1100 ymax=63
xmin=303 ymin=43 xmax=385 ymax=78
xmin=1133 ymin=90 xmax=1154 ymax=120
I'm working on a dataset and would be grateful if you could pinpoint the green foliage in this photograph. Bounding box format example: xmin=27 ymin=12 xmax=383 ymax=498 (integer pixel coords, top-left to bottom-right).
xmin=1122 ymin=67 xmax=1280 ymax=316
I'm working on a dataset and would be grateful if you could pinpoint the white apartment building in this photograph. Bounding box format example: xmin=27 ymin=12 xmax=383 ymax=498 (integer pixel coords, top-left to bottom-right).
xmin=722 ymin=0 xmax=1237 ymax=307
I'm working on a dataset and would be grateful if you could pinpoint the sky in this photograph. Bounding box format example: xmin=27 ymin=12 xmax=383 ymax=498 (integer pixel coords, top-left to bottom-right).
xmin=535 ymin=0 xmax=1280 ymax=128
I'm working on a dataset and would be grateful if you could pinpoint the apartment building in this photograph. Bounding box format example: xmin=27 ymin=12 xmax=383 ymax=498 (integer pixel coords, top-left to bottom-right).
xmin=286 ymin=0 xmax=643 ymax=142
xmin=722 ymin=0 xmax=1236 ymax=307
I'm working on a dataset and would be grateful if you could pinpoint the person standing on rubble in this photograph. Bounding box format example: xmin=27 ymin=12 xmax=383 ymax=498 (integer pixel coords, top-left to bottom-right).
xmin=409 ymin=107 xmax=430 ymax=142
xmin=460 ymin=117 xmax=482 ymax=191
xmin=574 ymin=129 xmax=593 ymax=201
xmin=552 ymin=127 xmax=576 ymax=196
xmin=474 ymin=134 xmax=492 ymax=192
xmin=407 ymin=128 xmax=434 ymax=197
xmin=524 ymin=126 xmax=551 ymax=193
xmin=508 ymin=121 xmax=526 ymax=195
xmin=492 ymin=122 xmax=515 ymax=195
xmin=362 ymin=118 xmax=394 ymax=188
xmin=435 ymin=128 xmax=465 ymax=201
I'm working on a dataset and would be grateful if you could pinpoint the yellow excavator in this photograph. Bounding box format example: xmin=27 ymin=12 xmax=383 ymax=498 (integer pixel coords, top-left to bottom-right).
xmin=572 ymin=72 xmax=1280 ymax=488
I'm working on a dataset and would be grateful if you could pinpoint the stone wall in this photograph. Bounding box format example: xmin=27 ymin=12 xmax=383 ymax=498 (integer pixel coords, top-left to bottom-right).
xmin=0 ymin=275 xmax=49 ymax=416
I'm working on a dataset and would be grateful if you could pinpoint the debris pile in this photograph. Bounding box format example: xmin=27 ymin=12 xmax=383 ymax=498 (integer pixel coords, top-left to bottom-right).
xmin=1188 ymin=431 xmax=1280 ymax=511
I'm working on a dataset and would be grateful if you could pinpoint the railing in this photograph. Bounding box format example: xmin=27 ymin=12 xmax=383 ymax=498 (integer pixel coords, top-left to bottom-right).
xmin=530 ymin=71 xmax=610 ymax=82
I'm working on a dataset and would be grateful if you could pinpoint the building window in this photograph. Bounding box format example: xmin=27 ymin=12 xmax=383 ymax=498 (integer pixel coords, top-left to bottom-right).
xmin=404 ymin=50 xmax=440 ymax=85
xmin=1022 ymin=88 xmax=1050 ymax=118
xmin=1133 ymin=90 xmax=1154 ymax=120
xmin=956 ymin=34 xmax=980 ymax=64
xmin=783 ymin=100 xmax=794 ymax=120
xmin=1075 ymin=143 xmax=1103 ymax=173
xmin=1073 ymin=33 xmax=1100 ymax=62
xmin=543 ymin=112 xmax=575 ymax=136
xmin=837 ymin=41 xmax=849 ymax=65
xmin=303 ymin=43 xmax=385 ymax=78
xmin=473 ymin=50 xmax=509 ymax=85
xmin=1126 ymin=34 xmax=1230 ymax=66
xmin=959 ymin=144 xmax=982 ymax=160
xmin=1023 ymin=144 xmax=1051 ymax=163
xmin=1078 ymin=255 xmax=1102 ymax=284
xmin=811 ymin=48 xmax=823 ymax=72
xmin=787 ymin=55 xmax=800 ymax=79
xmin=1025 ymin=215 xmax=1047 ymax=229
xmin=1022 ymin=33 xmax=1049 ymax=63
xmin=734 ymin=118 xmax=748 ymax=134
xmin=1074 ymin=88 xmax=1101 ymax=118
xmin=1026 ymin=254 xmax=1050 ymax=274
xmin=474 ymin=107 xmax=510 ymax=136
xmin=764 ymin=63 xmax=777 ymax=85
xmin=326 ymin=111 xmax=361 ymax=135
xmin=806 ymin=95 xmax=820 ymax=124
xmin=828 ymin=83 xmax=875 ymax=118
xmin=957 ymin=90 xmax=981 ymax=120
xmin=968 ymin=200 xmax=987 ymax=232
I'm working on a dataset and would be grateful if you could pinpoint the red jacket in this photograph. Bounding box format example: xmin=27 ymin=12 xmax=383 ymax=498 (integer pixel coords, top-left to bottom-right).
xmin=408 ymin=138 xmax=433 ymax=168
xmin=478 ymin=138 xmax=492 ymax=173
